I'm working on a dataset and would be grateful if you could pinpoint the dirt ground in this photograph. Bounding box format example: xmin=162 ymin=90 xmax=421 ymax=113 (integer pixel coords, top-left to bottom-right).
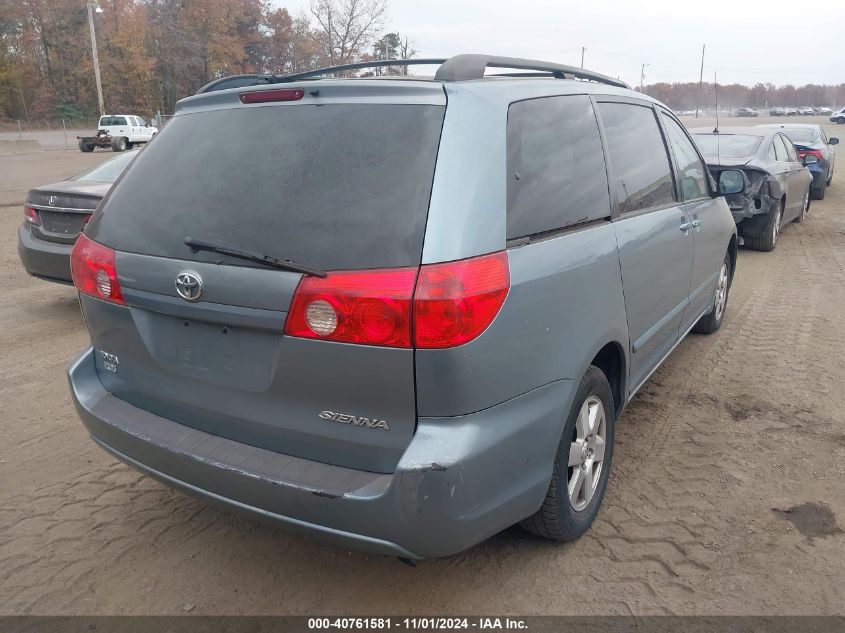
xmin=1 ymin=117 xmax=843 ymax=616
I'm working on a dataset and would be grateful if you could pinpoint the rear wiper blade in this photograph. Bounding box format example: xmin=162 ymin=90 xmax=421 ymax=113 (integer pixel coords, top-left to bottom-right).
xmin=184 ymin=237 xmax=327 ymax=278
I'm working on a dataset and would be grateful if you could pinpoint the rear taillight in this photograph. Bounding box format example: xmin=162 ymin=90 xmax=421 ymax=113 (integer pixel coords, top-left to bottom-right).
xmin=284 ymin=251 xmax=510 ymax=349
xmin=70 ymin=234 xmax=124 ymax=305
xmin=24 ymin=205 xmax=40 ymax=226
xmin=285 ymin=267 xmax=417 ymax=347
xmin=798 ymin=149 xmax=824 ymax=160
xmin=414 ymin=252 xmax=510 ymax=349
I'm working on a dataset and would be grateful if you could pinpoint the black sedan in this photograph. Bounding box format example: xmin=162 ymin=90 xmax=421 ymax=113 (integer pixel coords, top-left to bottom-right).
xmin=691 ymin=127 xmax=813 ymax=252
xmin=18 ymin=150 xmax=139 ymax=284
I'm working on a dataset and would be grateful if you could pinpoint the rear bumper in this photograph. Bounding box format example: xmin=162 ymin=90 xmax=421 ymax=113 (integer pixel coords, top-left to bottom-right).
xmin=68 ymin=347 xmax=575 ymax=558
xmin=806 ymin=164 xmax=827 ymax=188
xmin=17 ymin=223 xmax=74 ymax=284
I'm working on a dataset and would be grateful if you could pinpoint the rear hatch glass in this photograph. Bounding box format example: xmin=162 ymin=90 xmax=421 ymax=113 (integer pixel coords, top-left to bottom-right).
xmin=87 ymin=104 xmax=445 ymax=270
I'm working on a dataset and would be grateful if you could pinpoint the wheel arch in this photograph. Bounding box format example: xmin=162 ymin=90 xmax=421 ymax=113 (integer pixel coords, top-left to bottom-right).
xmin=589 ymin=341 xmax=626 ymax=416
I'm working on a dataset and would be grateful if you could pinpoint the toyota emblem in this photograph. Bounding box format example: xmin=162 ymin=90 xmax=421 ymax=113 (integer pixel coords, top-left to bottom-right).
xmin=175 ymin=271 xmax=203 ymax=302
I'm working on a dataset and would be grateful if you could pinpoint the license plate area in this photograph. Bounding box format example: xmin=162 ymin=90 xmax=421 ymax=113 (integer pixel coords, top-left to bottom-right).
xmin=137 ymin=311 xmax=281 ymax=392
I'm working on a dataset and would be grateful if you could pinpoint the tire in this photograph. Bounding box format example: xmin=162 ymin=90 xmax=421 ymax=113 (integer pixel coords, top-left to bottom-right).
xmin=811 ymin=181 xmax=826 ymax=200
xmin=111 ymin=137 xmax=127 ymax=152
xmin=836 ymin=117 xmax=845 ymax=124
xmin=693 ymin=253 xmax=732 ymax=334
xmin=520 ymin=366 xmax=615 ymax=542
xmin=744 ymin=200 xmax=783 ymax=252
xmin=794 ymin=188 xmax=810 ymax=223
xmin=78 ymin=139 xmax=94 ymax=153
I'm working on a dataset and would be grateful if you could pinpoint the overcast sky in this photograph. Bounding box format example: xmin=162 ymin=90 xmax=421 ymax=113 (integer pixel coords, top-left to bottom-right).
xmin=272 ymin=0 xmax=840 ymax=87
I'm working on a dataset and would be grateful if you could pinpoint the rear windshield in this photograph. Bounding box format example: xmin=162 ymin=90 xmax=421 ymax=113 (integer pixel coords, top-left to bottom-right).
xmin=87 ymin=104 xmax=445 ymax=270
xmin=100 ymin=116 xmax=127 ymax=126
xmin=71 ymin=150 xmax=138 ymax=183
xmin=693 ymin=134 xmax=763 ymax=158
xmin=779 ymin=129 xmax=817 ymax=143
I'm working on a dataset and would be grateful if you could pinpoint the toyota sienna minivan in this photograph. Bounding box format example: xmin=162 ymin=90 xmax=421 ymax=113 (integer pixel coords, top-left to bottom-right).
xmin=68 ymin=54 xmax=741 ymax=559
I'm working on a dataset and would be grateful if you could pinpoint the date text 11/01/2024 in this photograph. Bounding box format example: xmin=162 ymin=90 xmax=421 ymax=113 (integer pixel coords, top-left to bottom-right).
xmin=307 ymin=618 xmax=528 ymax=630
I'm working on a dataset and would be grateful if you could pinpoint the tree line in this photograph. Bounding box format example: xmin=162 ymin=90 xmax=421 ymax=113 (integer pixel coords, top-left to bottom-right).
xmin=2 ymin=0 xmax=842 ymax=124
xmin=0 ymin=0 xmax=415 ymax=124
xmin=642 ymin=81 xmax=845 ymax=111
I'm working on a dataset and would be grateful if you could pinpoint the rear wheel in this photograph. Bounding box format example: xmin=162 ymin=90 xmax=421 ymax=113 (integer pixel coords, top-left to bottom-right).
xmin=78 ymin=139 xmax=94 ymax=153
xmin=693 ymin=253 xmax=731 ymax=334
xmin=111 ymin=137 xmax=127 ymax=152
xmin=745 ymin=200 xmax=783 ymax=252
xmin=812 ymin=180 xmax=826 ymax=200
xmin=520 ymin=366 xmax=615 ymax=542
xmin=794 ymin=189 xmax=810 ymax=223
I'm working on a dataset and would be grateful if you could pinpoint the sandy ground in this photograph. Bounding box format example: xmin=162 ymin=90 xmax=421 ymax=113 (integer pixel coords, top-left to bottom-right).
xmin=1 ymin=118 xmax=843 ymax=616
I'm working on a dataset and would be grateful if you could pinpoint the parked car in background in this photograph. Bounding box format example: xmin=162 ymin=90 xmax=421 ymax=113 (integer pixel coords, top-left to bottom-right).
xmin=18 ymin=150 xmax=139 ymax=283
xmin=769 ymin=107 xmax=785 ymax=116
xmin=735 ymin=107 xmax=758 ymax=117
xmin=798 ymin=107 xmax=815 ymax=116
xmin=67 ymin=54 xmax=740 ymax=559
xmin=692 ymin=127 xmax=812 ymax=251
xmin=832 ymin=108 xmax=845 ymax=124
xmin=756 ymin=124 xmax=838 ymax=200
xmin=78 ymin=115 xmax=157 ymax=152
xmin=814 ymin=107 xmax=832 ymax=116
xmin=784 ymin=107 xmax=798 ymax=116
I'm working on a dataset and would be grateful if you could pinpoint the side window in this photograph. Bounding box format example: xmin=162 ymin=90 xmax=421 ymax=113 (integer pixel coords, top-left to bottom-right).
xmin=773 ymin=135 xmax=789 ymax=162
xmin=660 ymin=113 xmax=709 ymax=200
xmin=768 ymin=140 xmax=777 ymax=161
xmin=783 ymin=137 xmax=799 ymax=163
xmin=506 ymin=95 xmax=610 ymax=239
xmin=597 ymin=102 xmax=676 ymax=214
xmin=821 ymin=129 xmax=829 ymax=145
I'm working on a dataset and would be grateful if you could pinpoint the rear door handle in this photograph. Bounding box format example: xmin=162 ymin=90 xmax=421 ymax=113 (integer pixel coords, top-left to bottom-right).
xmin=692 ymin=219 xmax=702 ymax=228
xmin=680 ymin=221 xmax=692 ymax=231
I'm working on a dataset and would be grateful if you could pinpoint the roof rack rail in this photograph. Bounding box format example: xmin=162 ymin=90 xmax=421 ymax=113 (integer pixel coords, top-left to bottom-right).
xmin=196 ymin=60 xmax=447 ymax=94
xmin=277 ymin=58 xmax=448 ymax=83
xmin=434 ymin=54 xmax=630 ymax=88
xmin=195 ymin=54 xmax=630 ymax=95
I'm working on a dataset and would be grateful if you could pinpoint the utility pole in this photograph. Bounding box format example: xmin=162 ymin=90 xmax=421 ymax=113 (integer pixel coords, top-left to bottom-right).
xmin=87 ymin=2 xmax=105 ymax=116
xmin=695 ymin=44 xmax=705 ymax=119
xmin=640 ymin=64 xmax=649 ymax=92
xmin=580 ymin=47 xmax=586 ymax=69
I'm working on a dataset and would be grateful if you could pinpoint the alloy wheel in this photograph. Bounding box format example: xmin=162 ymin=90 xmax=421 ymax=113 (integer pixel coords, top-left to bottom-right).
xmin=568 ymin=396 xmax=607 ymax=511
xmin=714 ymin=261 xmax=729 ymax=322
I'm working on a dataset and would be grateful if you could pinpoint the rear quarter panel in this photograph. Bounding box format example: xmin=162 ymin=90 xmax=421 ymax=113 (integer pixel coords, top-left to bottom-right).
xmin=415 ymin=223 xmax=629 ymax=418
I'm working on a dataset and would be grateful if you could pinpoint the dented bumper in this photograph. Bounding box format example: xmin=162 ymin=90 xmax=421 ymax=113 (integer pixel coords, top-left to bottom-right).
xmin=68 ymin=347 xmax=575 ymax=559
xmin=710 ymin=167 xmax=782 ymax=236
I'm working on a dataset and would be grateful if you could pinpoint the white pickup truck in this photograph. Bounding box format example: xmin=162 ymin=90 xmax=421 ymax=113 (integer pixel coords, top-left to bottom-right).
xmin=78 ymin=114 xmax=158 ymax=152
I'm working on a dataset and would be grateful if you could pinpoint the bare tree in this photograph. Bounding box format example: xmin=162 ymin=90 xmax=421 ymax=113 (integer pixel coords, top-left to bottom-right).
xmin=397 ymin=34 xmax=417 ymax=76
xmin=309 ymin=0 xmax=387 ymax=67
